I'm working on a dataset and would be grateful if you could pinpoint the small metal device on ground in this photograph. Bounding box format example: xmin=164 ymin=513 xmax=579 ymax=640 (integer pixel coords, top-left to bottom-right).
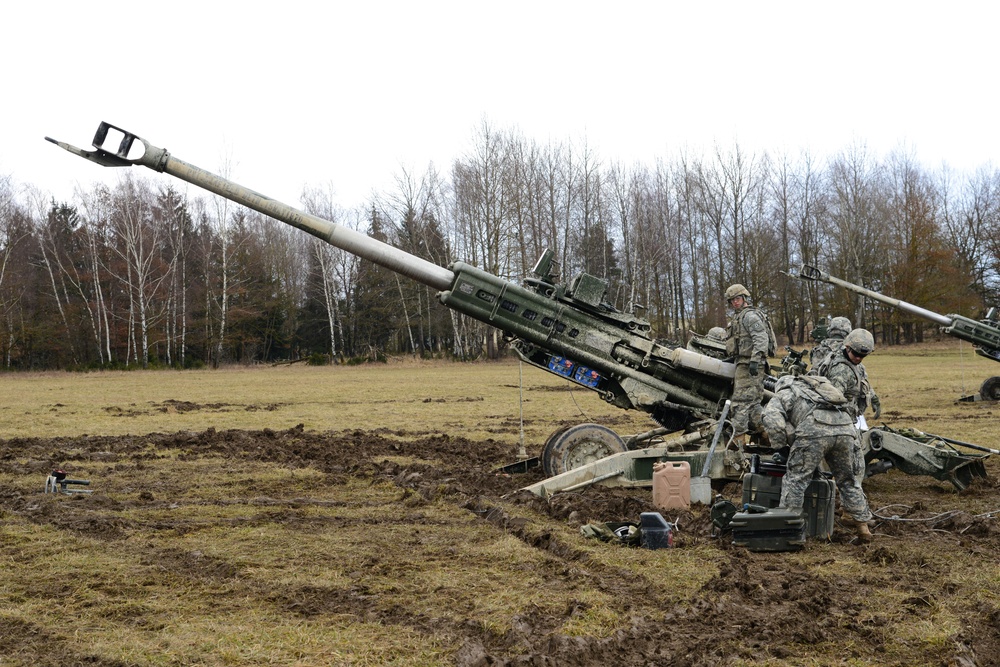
xmin=44 ymin=470 xmax=92 ymax=495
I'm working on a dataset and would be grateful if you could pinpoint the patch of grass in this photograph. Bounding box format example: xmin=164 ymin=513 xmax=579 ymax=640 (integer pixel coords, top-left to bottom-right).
xmin=0 ymin=359 xmax=653 ymax=442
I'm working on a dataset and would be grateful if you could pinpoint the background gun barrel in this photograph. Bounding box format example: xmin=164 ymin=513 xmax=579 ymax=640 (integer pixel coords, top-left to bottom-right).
xmin=797 ymin=264 xmax=952 ymax=326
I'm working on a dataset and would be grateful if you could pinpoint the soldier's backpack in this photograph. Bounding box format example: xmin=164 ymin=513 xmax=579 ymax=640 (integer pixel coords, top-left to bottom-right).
xmin=758 ymin=309 xmax=778 ymax=358
xmin=795 ymin=374 xmax=848 ymax=406
xmin=744 ymin=307 xmax=778 ymax=357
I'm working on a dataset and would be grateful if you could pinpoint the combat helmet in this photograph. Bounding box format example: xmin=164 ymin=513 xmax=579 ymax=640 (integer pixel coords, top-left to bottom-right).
xmin=725 ymin=284 xmax=750 ymax=303
xmin=707 ymin=326 xmax=726 ymax=341
xmin=844 ymin=328 xmax=875 ymax=357
xmin=828 ymin=316 xmax=852 ymax=338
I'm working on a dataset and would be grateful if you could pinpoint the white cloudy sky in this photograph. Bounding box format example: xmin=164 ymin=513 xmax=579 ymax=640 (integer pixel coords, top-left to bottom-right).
xmin=3 ymin=1 xmax=997 ymax=210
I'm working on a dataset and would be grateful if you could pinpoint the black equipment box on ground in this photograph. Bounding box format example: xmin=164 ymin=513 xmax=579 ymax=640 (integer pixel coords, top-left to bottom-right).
xmin=730 ymin=508 xmax=807 ymax=552
xmin=742 ymin=471 xmax=835 ymax=539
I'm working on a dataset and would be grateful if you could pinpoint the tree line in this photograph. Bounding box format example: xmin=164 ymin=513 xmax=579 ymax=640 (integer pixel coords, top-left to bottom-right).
xmin=2 ymin=120 xmax=999 ymax=370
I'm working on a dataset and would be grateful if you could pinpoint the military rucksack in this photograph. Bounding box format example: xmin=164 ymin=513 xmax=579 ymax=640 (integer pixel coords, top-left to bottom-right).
xmin=795 ymin=374 xmax=848 ymax=406
xmin=751 ymin=308 xmax=778 ymax=358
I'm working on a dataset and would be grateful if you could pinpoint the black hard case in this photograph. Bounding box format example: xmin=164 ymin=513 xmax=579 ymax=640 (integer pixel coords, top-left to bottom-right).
xmin=730 ymin=508 xmax=807 ymax=552
xmin=742 ymin=471 xmax=836 ymax=539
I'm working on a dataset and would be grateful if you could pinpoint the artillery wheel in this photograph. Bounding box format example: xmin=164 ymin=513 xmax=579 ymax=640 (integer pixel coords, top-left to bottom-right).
xmin=541 ymin=423 xmax=627 ymax=477
xmin=980 ymin=376 xmax=1000 ymax=401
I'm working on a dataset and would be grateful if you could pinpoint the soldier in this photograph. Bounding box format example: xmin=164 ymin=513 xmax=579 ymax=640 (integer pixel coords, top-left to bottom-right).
xmin=812 ymin=328 xmax=880 ymax=494
xmin=762 ymin=374 xmax=874 ymax=542
xmin=812 ymin=328 xmax=881 ymax=422
xmin=724 ymin=284 xmax=771 ymax=444
xmin=686 ymin=326 xmax=728 ymax=359
xmin=809 ymin=316 xmax=852 ymax=366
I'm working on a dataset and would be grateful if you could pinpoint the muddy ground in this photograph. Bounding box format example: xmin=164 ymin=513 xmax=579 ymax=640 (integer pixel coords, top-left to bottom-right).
xmin=2 ymin=426 xmax=999 ymax=666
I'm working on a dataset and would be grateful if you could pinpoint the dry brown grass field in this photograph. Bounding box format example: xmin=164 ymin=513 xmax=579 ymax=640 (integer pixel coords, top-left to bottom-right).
xmin=1 ymin=343 xmax=999 ymax=666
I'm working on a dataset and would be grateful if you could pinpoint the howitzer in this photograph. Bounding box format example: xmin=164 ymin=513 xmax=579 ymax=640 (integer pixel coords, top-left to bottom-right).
xmin=797 ymin=263 xmax=1000 ymax=401
xmin=47 ymin=124 xmax=994 ymax=497
xmin=47 ymin=122 xmax=741 ymax=479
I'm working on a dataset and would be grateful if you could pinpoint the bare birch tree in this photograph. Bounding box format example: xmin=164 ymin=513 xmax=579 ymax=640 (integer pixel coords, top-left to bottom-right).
xmin=301 ymin=183 xmax=347 ymax=360
xmin=107 ymin=174 xmax=172 ymax=368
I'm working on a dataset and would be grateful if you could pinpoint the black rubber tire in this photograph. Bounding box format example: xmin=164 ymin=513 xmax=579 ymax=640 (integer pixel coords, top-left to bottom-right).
xmin=980 ymin=376 xmax=1000 ymax=401
xmin=540 ymin=423 xmax=627 ymax=477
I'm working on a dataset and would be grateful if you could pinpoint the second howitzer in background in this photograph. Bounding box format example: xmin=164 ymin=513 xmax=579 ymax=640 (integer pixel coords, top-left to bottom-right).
xmin=797 ymin=264 xmax=1000 ymax=401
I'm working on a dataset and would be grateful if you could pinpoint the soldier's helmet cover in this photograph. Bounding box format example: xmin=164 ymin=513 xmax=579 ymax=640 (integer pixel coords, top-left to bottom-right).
xmin=707 ymin=326 xmax=726 ymax=341
xmin=844 ymin=328 xmax=875 ymax=356
xmin=725 ymin=284 xmax=751 ymax=302
xmin=828 ymin=316 xmax=852 ymax=338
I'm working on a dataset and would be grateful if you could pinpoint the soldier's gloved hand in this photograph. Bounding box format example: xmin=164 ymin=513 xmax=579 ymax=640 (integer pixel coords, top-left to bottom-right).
xmin=871 ymin=394 xmax=881 ymax=420
xmin=748 ymin=360 xmax=759 ymax=376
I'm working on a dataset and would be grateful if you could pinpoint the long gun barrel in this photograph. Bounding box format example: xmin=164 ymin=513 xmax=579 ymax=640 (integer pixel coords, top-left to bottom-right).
xmin=796 ymin=263 xmax=1000 ymax=364
xmin=46 ymin=125 xmax=454 ymax=292
xmin=47 ymin=123 xmax=736 ymax=429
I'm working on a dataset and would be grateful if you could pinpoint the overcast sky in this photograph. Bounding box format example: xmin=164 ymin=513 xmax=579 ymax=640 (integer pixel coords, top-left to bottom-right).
xmin=3 ymin=1 xmax=997 ymax=211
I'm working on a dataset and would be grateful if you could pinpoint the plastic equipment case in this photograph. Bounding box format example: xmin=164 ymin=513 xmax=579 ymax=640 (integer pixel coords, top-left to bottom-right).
xmin=741 ymin=457 xmax=835 ymax=539
xmin=730 ymin=507 xmax=807 ymax=552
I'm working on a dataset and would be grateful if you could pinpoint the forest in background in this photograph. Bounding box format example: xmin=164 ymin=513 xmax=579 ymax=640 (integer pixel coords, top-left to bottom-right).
xmin=1 ymin=120 xmax=998 ymax=370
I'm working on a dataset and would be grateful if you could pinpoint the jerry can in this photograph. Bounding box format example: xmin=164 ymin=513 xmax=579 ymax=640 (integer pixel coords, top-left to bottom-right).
xmin=652 ymin=460 xmax=690 ymax=511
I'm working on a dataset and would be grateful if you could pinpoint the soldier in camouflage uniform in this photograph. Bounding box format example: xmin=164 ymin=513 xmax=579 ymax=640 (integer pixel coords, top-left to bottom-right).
xmin=686 ymin=326 xmax=728 ymax=359
xmin=724 ymin=284 xmax=770 ymax=442
xmin=811 ymin=328 xmax=879 ymax=496
xmin=762 ymin=374 xmax=874 ymax=542
xmin=809 ymin=317 xmax=882 ymax=419
xmin=812 ymin=328 xmax=881 ymax=422
xmin=706 ymin=326 xmax=726 ymax=344
xmin=809 ymin=316 xmax=852 ymax=366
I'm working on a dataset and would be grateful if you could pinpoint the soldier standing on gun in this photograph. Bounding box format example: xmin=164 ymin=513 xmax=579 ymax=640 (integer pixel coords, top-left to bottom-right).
xmin=686 ymin=326 xmax=728 ymax=359
xmin=724 ymin=284 xmax=769 ymax=446
xmin=762 ymin=375 xmax=874 ymax=543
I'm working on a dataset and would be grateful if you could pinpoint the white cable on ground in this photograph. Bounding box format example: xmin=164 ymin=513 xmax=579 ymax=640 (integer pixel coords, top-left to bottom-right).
xmin=872 ymin=503 xmax=1000 ymax=524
